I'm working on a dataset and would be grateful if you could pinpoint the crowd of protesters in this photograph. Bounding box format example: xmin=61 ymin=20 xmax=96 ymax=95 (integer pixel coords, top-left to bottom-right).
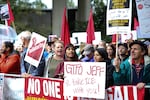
xmin=0 ymin=30 xmax=150 ymax=99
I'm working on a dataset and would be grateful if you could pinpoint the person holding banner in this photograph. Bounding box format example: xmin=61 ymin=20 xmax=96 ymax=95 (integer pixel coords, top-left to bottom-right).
xmin=0 ymin=41 xmax=21 ymax=74
xmin=113 ymin=41 xmax=150 ymax=99
xmin=20 ymin=31 xmax=45 ymax=77
xmin=54 ymin=43 xmax=78 ymax=79
xmin=94 ymin=48 xmax=114 ymax=88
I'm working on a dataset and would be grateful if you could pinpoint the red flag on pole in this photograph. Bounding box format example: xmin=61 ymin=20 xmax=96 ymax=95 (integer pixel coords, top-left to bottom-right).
xmin=86 ymin=9 xmax=95 ymax=44
xmin=134 ymin=17 xmax=139 ymax=30
xmin=7 ymin=0 xmax=14 ymax=26
xmin=60 ymin=7 xmax=70 ymax=47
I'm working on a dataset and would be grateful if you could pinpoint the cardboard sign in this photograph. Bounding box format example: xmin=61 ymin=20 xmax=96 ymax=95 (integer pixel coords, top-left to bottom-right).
xmin=24 ymin=32 xmax=47 ymax=67
xmin=64 ymin=62 xmax=106 ymax=99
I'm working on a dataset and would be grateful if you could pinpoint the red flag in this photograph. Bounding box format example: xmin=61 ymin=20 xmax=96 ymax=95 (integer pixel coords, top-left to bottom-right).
xmin=7 ymin=0 xmax=14 ymax=26
xmin=112 ymin=34 xmax=116 ymax=44
xmin=86 ymin=9 xmax=95 ymax=44
xmin=60 ymin=7 xmax=70 ymax=47
xmin=134 ymin=17 xmax=139 ymax=30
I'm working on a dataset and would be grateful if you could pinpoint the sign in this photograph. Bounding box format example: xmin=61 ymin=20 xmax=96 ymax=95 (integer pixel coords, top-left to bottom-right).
xmin=121 ymin=31 xmax=137 ymax=43
xmin=107 ymin=0 xmax=132 ymax=35
xmin=71 ymin=32 xmax=101 ymax=45
xmin=0 ymin=4 xmax=9 ymax=20
xmin=64 ymin=62 xmax=106 ymax=99
xmin=25 ymin=77 xmax=64 ymax=100
xmin=24 ymin=32 xmax=47 ymax=67
xmin=135 ymin=0 xmax=150 ymax=38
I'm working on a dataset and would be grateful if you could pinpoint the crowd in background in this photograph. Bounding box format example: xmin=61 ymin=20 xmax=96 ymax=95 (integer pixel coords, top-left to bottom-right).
xmin=0 ymin=30 xmax=150 ymax=99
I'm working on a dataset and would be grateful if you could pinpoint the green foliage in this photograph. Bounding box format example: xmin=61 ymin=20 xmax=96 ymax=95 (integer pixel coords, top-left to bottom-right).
xmin=92 ymin=0 xmax=111 ymax=42
xmin=0 ymin=0 xmax=49 ymax=36
xmin=67 ymin=0 xmax=76 ymax=8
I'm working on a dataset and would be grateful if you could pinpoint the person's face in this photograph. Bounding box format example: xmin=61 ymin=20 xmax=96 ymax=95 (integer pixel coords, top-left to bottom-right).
xmin=106 ymin=46 xmax=113 ymax=56
xmin=118 ymin=46 xmax=127 ymax=55
xmin=66 ymin=47 xmax=75 ymax=58
xmin=1 ymin=43 xmax=8 ymax=54
xmin=54 ymin=42 xmax=64 ymax=56
xmin=130 ymin=44 xmax=145 ymax=60
xmin=94 ymin=51 xmax=104 ymax=62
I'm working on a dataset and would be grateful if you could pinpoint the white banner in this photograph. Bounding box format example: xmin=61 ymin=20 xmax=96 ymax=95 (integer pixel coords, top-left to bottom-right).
xmin=3 ymin=77 xmax=24 ymax=100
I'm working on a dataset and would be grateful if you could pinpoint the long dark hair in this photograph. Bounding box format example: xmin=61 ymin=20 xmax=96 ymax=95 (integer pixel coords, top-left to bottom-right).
xmin=64 ymin=43 xmax=78 ymax=61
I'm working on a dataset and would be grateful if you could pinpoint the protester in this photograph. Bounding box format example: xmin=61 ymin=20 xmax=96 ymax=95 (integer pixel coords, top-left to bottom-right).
xmin=54 ymin=43 xmax=78 ymax=79
xmin=98 ymin=40 xmax=107 ymax=49
xmin=81 ymin=44 xmax=95 ymax=62
xmin=0 ymin=41 xmax=21 ymax=74
xmin=94 ymin=48 xmax=114 ymax=88
xmin=44 ymin=40 xmax=64 ymax=78
xmin=118 ymin=43 xmax=129 ymax=63
xmin=106 ymin=44 xmax=116 ymax=63
xmin=20 ymin=30 xmax=45 ymax=77
xmin=113 ymin=40 xmax=150 ymax=86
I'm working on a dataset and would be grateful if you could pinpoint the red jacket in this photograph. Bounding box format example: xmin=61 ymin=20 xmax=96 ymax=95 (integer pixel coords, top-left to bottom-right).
xmin=0 ymin=53 xmax=21 ymax=74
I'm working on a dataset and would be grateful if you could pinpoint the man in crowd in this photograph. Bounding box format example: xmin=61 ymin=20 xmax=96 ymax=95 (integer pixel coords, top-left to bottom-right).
xmin=20 ymin=30 xmax=45 ymax=77
xmin=0 ymin=41 xmax=20 ymax=74
xmin=113 ymin=41 xmax=150 ymax=99
xmin=118 ymin=43 xmax=129 ymax=63
xmin=81 ymin=44 xmax=94 ymax=62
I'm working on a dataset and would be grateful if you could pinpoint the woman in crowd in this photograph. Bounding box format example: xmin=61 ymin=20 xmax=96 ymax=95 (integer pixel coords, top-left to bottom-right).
xmin=54 ymin=43 xmax=78 ymax=79
xmin=44 ymin=40 xmax=64 ymax=78
xmin=106 ymin=44 xmax=116 ymax=64
xmin=94 ymin=48 xmax=114 ymax=88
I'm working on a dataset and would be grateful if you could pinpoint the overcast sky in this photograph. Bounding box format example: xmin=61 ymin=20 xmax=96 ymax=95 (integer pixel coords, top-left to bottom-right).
xmin=30 ymin=0 xmax=78 ymax=9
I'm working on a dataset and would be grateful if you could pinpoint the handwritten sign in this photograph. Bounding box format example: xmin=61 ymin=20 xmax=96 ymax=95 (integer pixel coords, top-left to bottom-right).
xmin=107 ymin=0 xmax=132 ymax=35
xmin=24 ymin=32 xmax=47 ymax=67
xmin=64 ymin=62 xmax=106 ymax=99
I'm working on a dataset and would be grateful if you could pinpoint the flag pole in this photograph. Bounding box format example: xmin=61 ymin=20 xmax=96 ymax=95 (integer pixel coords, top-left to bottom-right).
xmin=5 ymin=19 xmax=8 ymax=26
xmin=115 ymin=33 xmax=118 ymax=58
xmin=12 ymin=21 xmax=16 ymax=32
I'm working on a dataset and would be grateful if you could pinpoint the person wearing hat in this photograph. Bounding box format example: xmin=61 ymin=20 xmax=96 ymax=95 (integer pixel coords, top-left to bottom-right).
xmin=113 ymin=40 xmax=150 ymax=99
xmin=117 ymin=43 xmax=129 ymax=63
xmin=81 ymin=44 xmax=95 ymax=62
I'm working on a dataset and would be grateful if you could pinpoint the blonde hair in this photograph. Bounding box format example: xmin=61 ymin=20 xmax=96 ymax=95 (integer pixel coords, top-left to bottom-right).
xmin=53 ymin=40 xmax=64 ymax=47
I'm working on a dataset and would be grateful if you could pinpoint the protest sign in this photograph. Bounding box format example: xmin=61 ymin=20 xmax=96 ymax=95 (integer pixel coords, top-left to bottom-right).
xmin=107 ymin=0 xmax=132 ymax=35
xmin=135 ymin=0 xmax=150 ymax=38
xmin=24 ymin=32 xmax=47 ymax=67
xmin=64 ymin=62 xmax=106 ymax=99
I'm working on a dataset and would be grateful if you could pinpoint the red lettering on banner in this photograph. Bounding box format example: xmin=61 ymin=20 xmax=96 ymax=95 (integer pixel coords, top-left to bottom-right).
xmin=65 ymin=64 xmax=83 ymax=75
xmin=27 ymin=78 xmax=41 ymax=95
xmin=87 ymin=66 xmax=104 ymax=76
